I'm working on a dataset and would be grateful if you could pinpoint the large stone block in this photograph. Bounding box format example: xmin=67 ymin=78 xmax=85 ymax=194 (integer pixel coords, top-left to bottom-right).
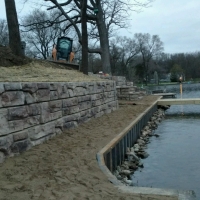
xmin=4 ymin=83 xmax=22 ymax=91
xmin=50 ymin=91 xmax=59 ymax=100
xmin=37 ymin=83 xmax=50 ymax=89
xmin=11 ymin=139 xmax=30 ymax=153
xmin=0 ymin=109 xmax=24 ymax=136
xmin=92 ymin=99 xmax=103 ymax=107
xmin=90 ymin=106 xmax=100 ymax=117
xmin=51 ymin=111 xmax=62 ymax=121
xmin=36 ymin=89 xmax=50 ymax=102
xmin=1 ymin=91 xmax=25 ymax=107
xmin=0 ymin=83 xmax=4 ymax=94
xmin=88 ymin=83 xmax=97 ymax=94
xmin=73 ymin=86 xmax=87 ymax=96
xmin=27 ymin=104 xmax=41 ymax=116
xmin=50 ymin=83 xmax=59 ymax=91
xmin=79 ymin=101 xmax=92 ymax=111
xmin=78 ymin=110 xmax=91 ymax=123
xmin=0 ymin=135 xmax=13 ymax=155
xmin=13 ymin=129 xmax=28 ymax=141
xmin=8 ymin=106 xmax=28 ymax=121
xmin=29 ymin=121 xmax=55 ymax=141
xmin=55 ymin=118 xmax=64 ymax=130
xmin=91 ymin=93 xmax=104 ymax=101
xmin=57 ymin=83 xmax=69 ymax=99
xmin=23 ymin=116 xmax=40 ymax=129
xmin=68 ymin=89 xmax=74 ymax=97
xmin=40 ymin=102 xmax=51 ymax=123
xmin=63 ymin=105 xmax=79 ymax=115
xmin=24 ymin=92 xmax=37 ymax=104
xmin=0 ymin=151 xmax=5 ymax=163
xmin=63 ymin=97 xmax=78 ymax=107
xmin=22 ymin=83 xmax=38 ymax=94
xmin=0 ymin=108 xmax=10 ymax=136
xmin=8 ymin=119 xmax=24 ymax=133
xmin=78 ymin=95 xmax=91 ymax=102
xmin=49 ymin=100 xmax=62 ymax=112
xmin=63 ymin=113 xmax=80 ymax=122
xmin=63 ymin=121 xmax=78 ymax=130
xmin=30 ymin=132 xmax=57 ymax=146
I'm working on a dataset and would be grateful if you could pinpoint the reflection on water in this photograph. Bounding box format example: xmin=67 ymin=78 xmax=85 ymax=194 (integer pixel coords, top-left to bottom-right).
xmin=132 ymin=87 xmax=200 ymax=198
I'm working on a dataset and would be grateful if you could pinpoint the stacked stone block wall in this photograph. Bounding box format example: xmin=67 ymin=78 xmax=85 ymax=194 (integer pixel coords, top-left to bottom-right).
xmin=0 ymin=81 xmax=118 ymax=163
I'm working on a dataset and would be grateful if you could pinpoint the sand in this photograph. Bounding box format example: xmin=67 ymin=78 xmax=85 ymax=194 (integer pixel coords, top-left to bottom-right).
xmin=0 ymin=95 xmax=177 ymax=200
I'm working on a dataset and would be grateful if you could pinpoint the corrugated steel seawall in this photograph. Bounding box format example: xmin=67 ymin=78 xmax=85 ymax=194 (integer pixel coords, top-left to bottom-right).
xmin=96 ymin=99 xmax=158 ymax=185
xmin=96 ymin=98 xmax=197 ymax=200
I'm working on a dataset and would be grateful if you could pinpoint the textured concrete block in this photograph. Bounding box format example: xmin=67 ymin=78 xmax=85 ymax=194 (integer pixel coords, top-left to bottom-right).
xmin=88 ymin=83 xmax=97 ymax=94
xmin=92 ymin=99 xmax=103 ymax=107
xmin=63 ymin=105 xmax=79 ymax=115
xmin=29 ymin=121 xmax=55 ymax=141
xmin=40 ymin=102 xmax=51 ymax=124
xmin=90 ymin=106 xmax=100 ymax=117
xmin=0 ymin=151 xmax=5 ymax=163
xmin=0 ymin=135 xmax=13 ymax=154
xmin=0 ymin=108 xmax=10 ymax=136
xmin=8 ymin=106 xmax=28 ymax=121
xmin=23 ymin=116 xmax=40 ymax=129
xmin=55 ymin=118 xmax=64 ymax=130
xmin=8 ymin=119 xmax=24 ymax=133
xmin=79 ymin=101 xmax=92 ymax=111
xmin=63 ymin=113 xmax=80 ymax=122
xmin=37 ymin=83 xmax=50 ymax=89
xmin=51 ymin=111 xmax=62 ymax=121
xmin=22 ymin=83 xmax=38 ymax=94
xmin=13 ymin=130 xmax=28 ymax=141
xmin=0 ymin=83 xmax=4 ymax=94
xmin=4 ymin=83 xmax=22 ymax=91
xmin=50 ymin=91 xmax=59 ymax=100
xmin=27 ymin=104 xmax=41 ymax=116
xmin=63 ymin=121 xmax=78 ymax=129
xmin=78 ymin=95 xmax=91 ymax=102
xmin=1 ymin=91 xmax=25 ymax=107
xmin=73 ymin=86 xmax=87 ymax=96
xmin=11 ymin=139 xmax=30 ymax=153
xmin=30 ymin=132 xmax=56 ymax=146
xmin=36 ymin=89 xmax=50 ymax=102
xmin=24 ymin=92 xmax=37 ymax=104
xmin=49 ymin=83 xmax=58 ymax=91
xmin=57 ymin=83 xmax=69 ymax=99
xmin=63 ymin=97 xmax=78 ymax=107
xmin=49 ymin=100 xmax=62 ymax=112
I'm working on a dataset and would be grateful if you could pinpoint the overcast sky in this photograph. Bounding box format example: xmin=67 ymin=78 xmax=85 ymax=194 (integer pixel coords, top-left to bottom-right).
xmin=0 ymin=0 xmax=200 ymax=54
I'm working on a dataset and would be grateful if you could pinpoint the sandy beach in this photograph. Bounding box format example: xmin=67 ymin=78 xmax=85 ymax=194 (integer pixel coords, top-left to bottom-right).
xmin=0 ymin=95 xmax=177 ymax=200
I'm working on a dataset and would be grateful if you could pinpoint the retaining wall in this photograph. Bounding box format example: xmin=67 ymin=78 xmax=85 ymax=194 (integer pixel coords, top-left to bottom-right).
xmin=97 ymin=101 xmax=157 ymax=180
xmin=0 ymin=81 xmax=118 ymax=162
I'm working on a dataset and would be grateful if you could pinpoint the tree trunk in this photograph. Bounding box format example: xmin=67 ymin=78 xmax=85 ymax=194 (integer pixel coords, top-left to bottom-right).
xmin=96 ymin=1 xmax=111 ymax=74
xmin=81 ymin=0 xmax=88 ymax=75
xmin=4 ymin=0 xmax=23 ymax=56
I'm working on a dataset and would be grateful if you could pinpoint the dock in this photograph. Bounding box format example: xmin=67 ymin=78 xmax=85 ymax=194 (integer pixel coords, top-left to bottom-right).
xmin=153 ymin=93 xmax=176 ymax=98
xmin=157 ymin=98 xmax=200 ymax=106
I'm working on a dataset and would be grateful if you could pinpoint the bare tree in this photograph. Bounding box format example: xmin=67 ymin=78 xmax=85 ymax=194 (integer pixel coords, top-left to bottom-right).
xmin=134 ymin=33 xmax=164 ymax=85
xmin=4 ymin=0 xmax=23 ymax=56
xmin=0 ymin=19 xmax=9 ymax=46
xmin=43 ymin=0 xmax=153 ymax=74
xmin=110 ymin=36 xmax=139 ymax=77
xmin=21 ymin=9 xmax=65 ymax=59
xmin=81 ymin=0 xmax=88 ymax=74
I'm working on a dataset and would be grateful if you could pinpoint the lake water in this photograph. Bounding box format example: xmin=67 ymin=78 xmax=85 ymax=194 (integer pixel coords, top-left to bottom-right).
xmin=132 ymin=84 xmax=200 ymax=198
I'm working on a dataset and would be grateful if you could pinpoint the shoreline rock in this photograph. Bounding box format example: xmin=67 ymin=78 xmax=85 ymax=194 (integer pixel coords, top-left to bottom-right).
xmin=113 ymin=108 xmax=167 ymax=186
